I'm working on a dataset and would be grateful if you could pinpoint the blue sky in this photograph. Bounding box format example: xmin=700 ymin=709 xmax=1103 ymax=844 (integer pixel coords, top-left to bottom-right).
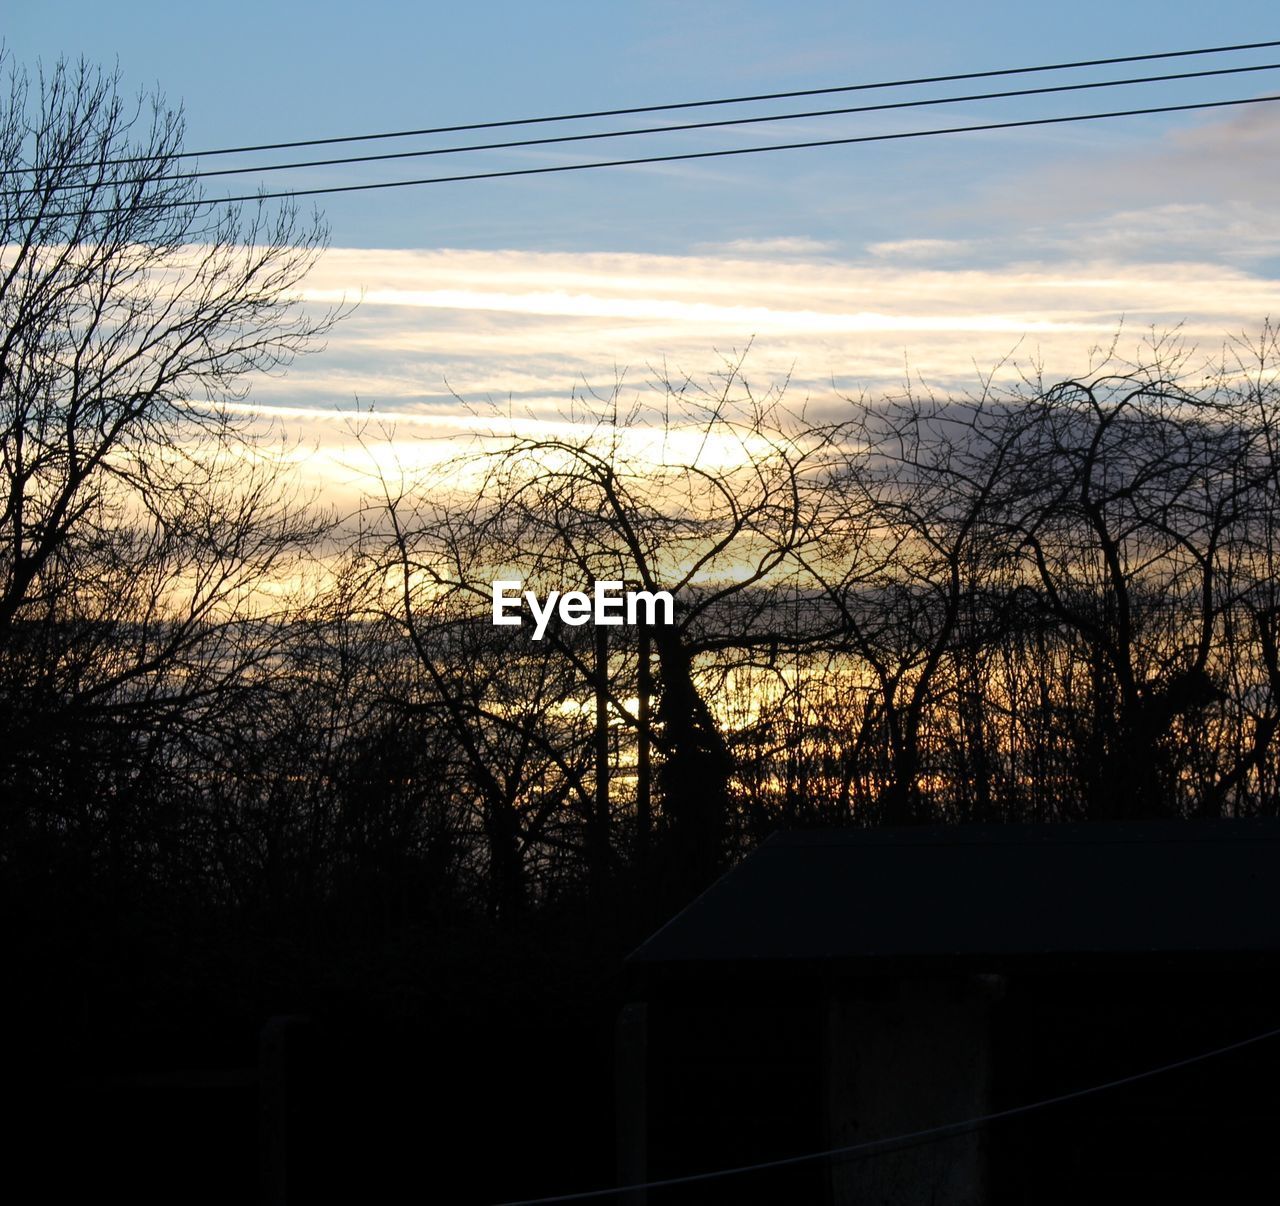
xmin=7 ymin=2 xmax=1280 ymax=491
xmin=9 ymin=2 xmax=1279 ymax=253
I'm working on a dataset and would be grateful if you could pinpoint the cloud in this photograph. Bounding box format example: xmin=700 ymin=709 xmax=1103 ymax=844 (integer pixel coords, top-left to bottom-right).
xmin=694 ymin=236 xmax=838 ymax=255
xmin=236 ymin=242 xmax=1279 ymax=505
xmin=959 ymin=103 xmax=1280 ymax=264
xmin=291 ymin=246 xmax=1277 ymax=383
xmin=866 ymin=238 xmax=973 ymax=261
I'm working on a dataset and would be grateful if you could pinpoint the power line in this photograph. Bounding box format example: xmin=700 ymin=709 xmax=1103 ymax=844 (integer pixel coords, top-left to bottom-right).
xmin=490 ymin=1020 xmax=1280 ymax=1206
xmin=15 ymin=59 xmax=1278 ymax=193
xmin=29 ymin=91 xmax=1280 ymax=220
xmin=6 ymin=36 xmax=1280 ymax=172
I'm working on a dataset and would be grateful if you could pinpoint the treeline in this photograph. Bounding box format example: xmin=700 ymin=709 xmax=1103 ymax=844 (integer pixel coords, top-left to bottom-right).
xmin=332 ymin=330 xmax=1280 ymax=916
xmin=7 ymin=333 xmax=1280 ymax=938
xmin=9 ymin=59 xmax=1280 ymax=952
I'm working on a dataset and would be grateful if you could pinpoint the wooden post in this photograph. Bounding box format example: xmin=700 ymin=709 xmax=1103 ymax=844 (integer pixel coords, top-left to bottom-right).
xmin=593 ymin=615 xmax=610 ymax=895
xmin=259 ymin=1015 xmax=308 ymax=1206
xmin=636 ymin=620 xmax=651 ymax=856
xmin=616 ymin=1002 xmax=649 ymax=1205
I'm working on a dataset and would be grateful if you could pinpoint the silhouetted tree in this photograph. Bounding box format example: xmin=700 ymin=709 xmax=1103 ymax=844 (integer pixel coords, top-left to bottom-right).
xmin=796 ymin=385 xmax=1029 ymax=823
xmin=0 ymin=54 xmax=339 ymax=881
xmin=999 ymin=331 xmax=1280 ymax=819
xmin=361 ymin=359 xmax=837 ymax=905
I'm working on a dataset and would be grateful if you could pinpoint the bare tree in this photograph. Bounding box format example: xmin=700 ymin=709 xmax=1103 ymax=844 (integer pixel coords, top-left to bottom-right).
xmin=354 ymin=459 xmax=599 ymax=920
xmin=0 ymin=55 xmax=340 ymax=860
xmin=360 ymin=358 xmax=837 ymax=904
xmin=999 ymin=331 xmax=1280 ymax=819
xmin=797 ymin=383 xmax=1029 ymax=824
xmin=778 ymin=331 xmax=1280 ymax=826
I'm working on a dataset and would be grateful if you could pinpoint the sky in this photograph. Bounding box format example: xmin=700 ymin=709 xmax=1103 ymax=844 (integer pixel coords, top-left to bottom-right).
xmin=6 ymin=2 xmax=1280 ymax=492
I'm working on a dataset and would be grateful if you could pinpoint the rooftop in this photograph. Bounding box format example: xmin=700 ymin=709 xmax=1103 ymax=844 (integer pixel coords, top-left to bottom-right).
xmin=629 ymin=819 xmax=1280 ymax=965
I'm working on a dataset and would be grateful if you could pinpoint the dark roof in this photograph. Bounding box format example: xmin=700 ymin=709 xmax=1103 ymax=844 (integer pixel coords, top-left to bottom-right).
xmin=628 ymin=820 xmax=1280 ymax=965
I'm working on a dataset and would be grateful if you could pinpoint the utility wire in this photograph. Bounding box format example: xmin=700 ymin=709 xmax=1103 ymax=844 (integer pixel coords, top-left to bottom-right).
xmin=5 ymin=36 xmax=1279 ymax=172
xmin=14 ymin=59 xmax=1278 ymax=193
xmin=29 ymin=91 xmax=1280 ymax=220
xmin=491 ymin=1020 xmax=1280 ymax=1206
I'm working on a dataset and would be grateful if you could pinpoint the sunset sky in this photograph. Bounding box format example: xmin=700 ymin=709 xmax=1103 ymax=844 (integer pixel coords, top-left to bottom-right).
xmin=8 ymin=2 xmax=1280 ymax=485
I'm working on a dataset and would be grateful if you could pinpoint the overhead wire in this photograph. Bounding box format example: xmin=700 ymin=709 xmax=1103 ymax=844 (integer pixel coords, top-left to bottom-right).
xmin=490 ymin=1020 xmax=1280 ymax=1205
xmin=3 ymin=36 xmax=1279 ymax=172
xmin=12 ymin=58 xmax=1279 ymax=192
xmin=24 ymin=91 xmax=1280 ymax=220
